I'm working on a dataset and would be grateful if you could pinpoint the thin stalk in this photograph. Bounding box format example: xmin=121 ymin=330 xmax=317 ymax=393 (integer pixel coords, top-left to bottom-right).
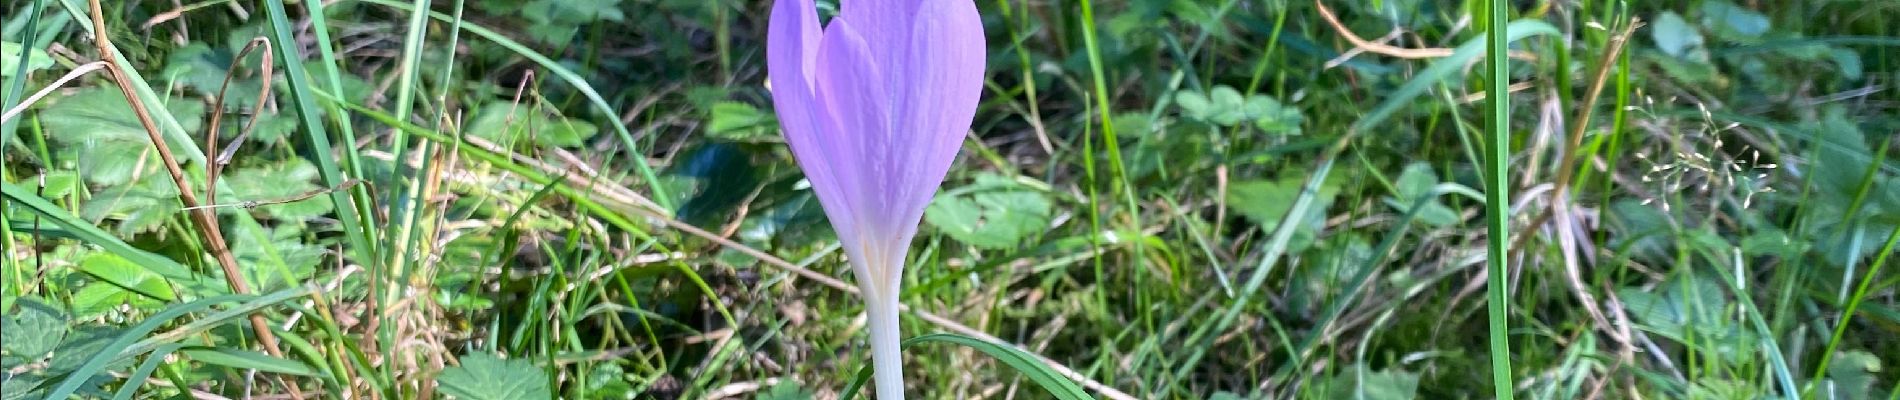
xmin=1807 ymin=223 xmax=1900 ymax=396
xmin=866 ymin=286 xmax=906 ymax=399
xmin=82 ymin=0 xmax=299 ymax=397
xmin=1482 ymin=0 xmax=1516 ymax=399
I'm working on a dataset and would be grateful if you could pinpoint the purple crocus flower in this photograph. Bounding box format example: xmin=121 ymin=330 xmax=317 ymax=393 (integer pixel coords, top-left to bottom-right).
xmin=767 ymin=0 xmax=984 ymax=397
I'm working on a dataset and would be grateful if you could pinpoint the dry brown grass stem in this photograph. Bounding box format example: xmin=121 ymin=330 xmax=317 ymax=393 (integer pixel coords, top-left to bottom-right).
xmin=1314 ymin=0 xmax=1537 ymax=64
xmin=83 ymin=0 xmax=302 ymax=397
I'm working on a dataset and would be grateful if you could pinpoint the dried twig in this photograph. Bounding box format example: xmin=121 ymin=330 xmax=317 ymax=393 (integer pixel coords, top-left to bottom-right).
xmin=82 ymin=1 xmax=302 ymax=397
xmin=1314 ymin=0 xmax=1537 ymax=65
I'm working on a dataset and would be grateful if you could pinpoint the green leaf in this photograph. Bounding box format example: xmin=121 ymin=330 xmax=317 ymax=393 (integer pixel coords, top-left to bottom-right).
xmin=1 ymin=181 xmax=199 ymax=282
xmin=1699 ymin=1 xmax=1770 ymax=42
xmin=81 ymin=174 xmax=184 ymax=236
xmin=78 ymin=252 xmax=178 ymax=301
xmin=1227 ymin=175 xmax=1338 ymax=251
xmin=436 ymin=353 xmax=552 ymax=400
xmin=756 ymin=380 xmax=813 ymax=400
xmin=1175 ymin=91 xmax=1213 ymax=121
xmin=2 ymin=41 xmax=53 ymax=77
xmin=1822 ymin=350 xmax=1883 ymax=400
xmin=706 ymin=101 xmax=774 ymax=140
xmin=37 ymin=88 xmax=206 ymax=186
xmin=925 ymin=176 xmax=1055 ymax=249
xmin=841 ymin=334 xmax=1094 ymax=400
xmin=220 ymin=158 xmax=334 ymax=220
xmin=1383 ymin=163 xmax=1460 ymax=226
xmin=467 ymin=102 xmax=600 ymax=148
xmin=180 ymin=348 xmax=320 ymax=377
xmin=1320 ymin=365 xmax=1420 ymax=400
xmin=1651 ymin=11 xmax=1708 ymax=62
xmin=1 ymin=298 xmax=68 ymax=359
xmin=70 ymin=283 xmax=162 ymax=317
xmin=1830 ymin=48 xmax=1864 ymax=81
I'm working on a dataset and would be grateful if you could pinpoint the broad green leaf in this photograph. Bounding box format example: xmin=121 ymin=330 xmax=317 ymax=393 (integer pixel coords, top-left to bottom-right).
xmin=1320 ymin=365 xmax=1420 ymax=400
xmin=706 ymin=101 xmax=774 ymax=140
xmin=180 ymin=348 xmax=320 ymax=377
xmin=1822 ymin=350 xmax=1883 ymax=400
xmin=1651 ymin=12 xmax=1708 ymax=62
xmin=925 ymin=177 xmax=1055 ymax=249
xmin=1 ymin=298 xmax=68 ymax=359
xmin=1699 ymin=1 xmax=1770 ymax=42
xmin=0 ymin=181 xmax=198 ymax=282
xmin=2 ymin=41 xmax=53 ymax=77
xmin=70 ymin=283 xmax=162 ymax=317
xmin=1227 ymin=175 xmax=1338 ymax=251
xmin=756 ymin=380 xmax=813 ymax=400
xmin=467 ymin=102 xmax=600 ymax=148
xmin=36 ymin=88 xmax=205 ymax=186
xmin=220 ymin=158 xmax=334 ymax=220
xmin=436 ymin=353 xmax=552 ymax=400
xmin=1175 ymin=91 xmax=1213 ymax=121
xmin=78 ymin=252 xmax=177 ymax=301
xmin=1830 ymin=48 xmax=1864 ymax=81
xmin=81 ymin=174 xmax=184 ymax=236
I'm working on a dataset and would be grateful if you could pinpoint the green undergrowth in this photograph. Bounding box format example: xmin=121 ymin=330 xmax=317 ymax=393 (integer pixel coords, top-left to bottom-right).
xmin=2 ymin=0 xmax=1897 ymax=399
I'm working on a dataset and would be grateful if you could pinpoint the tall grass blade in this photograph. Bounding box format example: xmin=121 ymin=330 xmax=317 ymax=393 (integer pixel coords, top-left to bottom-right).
xmin=1482 ymin=1 xmax=1516 ymax=399
xmin=356 ymin=0 xmax=674 ymax=209
xmin=261 ymin=0 xmax=376 ymax=260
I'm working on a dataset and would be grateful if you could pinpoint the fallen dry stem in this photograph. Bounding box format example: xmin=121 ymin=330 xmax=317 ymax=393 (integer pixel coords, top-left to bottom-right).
xmin=1314 ymin=0 xmax=1537 ymax=63
xmin=0 ymin=61 xmax=110 ymax=123
xmin=83 ymin=0 xmax=301 ymax=397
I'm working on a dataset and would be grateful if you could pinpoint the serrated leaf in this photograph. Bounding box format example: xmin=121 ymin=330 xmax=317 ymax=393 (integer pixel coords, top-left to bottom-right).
xmin=467 ymin=103 xmax=599 ymax=148
xmin=1 ymin=298 xmax=67 ymax=359
xmin=436 ymin=353 xmax=551 ymax=400
xmin=180 ymin=348 xmax=319 ymax=377
xmin=220 ymin=158 xmax=333 ymax=220
xmin=69 ymin=284 xmax=162 ymax=317
xmin=38 ymin=89 xmax=205 ymax=186
xmin=78 ymin=252 xmax=177 ymax=301
xmin=925 ymin=177 xmax=1054 ymax=249
xmin=1227 ymin=176 xmax=1338 ymax=251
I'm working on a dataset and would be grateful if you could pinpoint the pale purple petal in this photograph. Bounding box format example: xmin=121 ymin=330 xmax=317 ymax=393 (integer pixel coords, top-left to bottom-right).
xmin=768 ymin=0 xmax=853 ymax=237
xmin=810 ymin=16 xmax=897 ymax=279
xmin=884 ymin=0 xmax=987 ymax=243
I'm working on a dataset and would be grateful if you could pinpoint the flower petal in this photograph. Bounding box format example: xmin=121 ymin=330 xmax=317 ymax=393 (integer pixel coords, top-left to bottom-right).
xmin=883 ymin=0 xmax=987 ymax=237
xmin=811 ymin=16 xmax=893 ymax=253
xmin=769 ymin=0 xmax=852 ymax=233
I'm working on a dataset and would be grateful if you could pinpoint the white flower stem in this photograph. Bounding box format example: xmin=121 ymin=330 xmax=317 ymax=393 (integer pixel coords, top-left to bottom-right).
xmin=866 ymin=293 xmax=905 ymax=399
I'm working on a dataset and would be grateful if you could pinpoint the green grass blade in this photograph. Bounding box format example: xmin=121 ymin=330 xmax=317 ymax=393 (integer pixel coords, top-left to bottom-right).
xmin=354 ymin=0 xmax=673 ymax=210
xmin=110 ymin=344 xmax=187 ymax=400
xmin=55 ymin=0 xmax=204 ymax=163
xmin=840 ymin=334 xmax=1096 ymax=400
xmin=44 ymin=294 xmax=255 ymax=399
xmin=1483 ymin=0 xmax=1516 ymax=399
xmin=261 ymin=0 xmax=376 ymax=261
xmin=1168 ymin=18 xmax=1558 ymax=384
xmin=1 ymin=181 xmax=195 ymax=281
